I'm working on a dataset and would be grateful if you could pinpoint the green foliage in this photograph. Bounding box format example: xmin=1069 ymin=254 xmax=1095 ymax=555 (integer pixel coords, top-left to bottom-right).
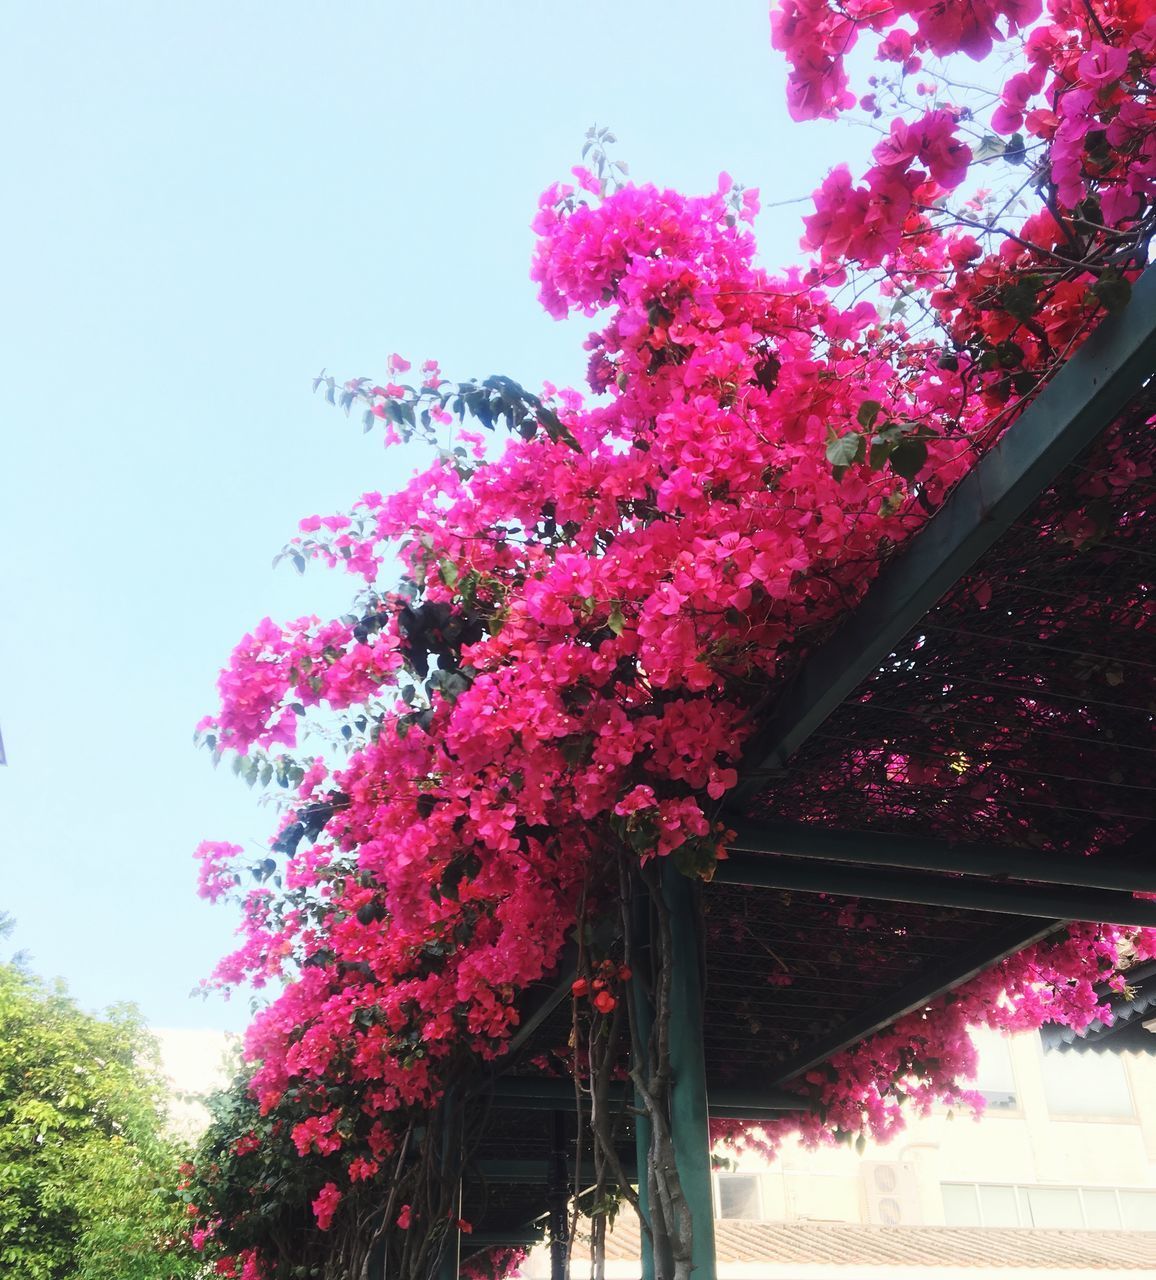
xmin=826 ymin=416 xmax=933 ymax=484
xmin=0 ymin=962 xmax=199 ymax=1280
xmin=1090 ymin=272 xmax=1133 ymax=314
xmin=185 ymin=1068 xmax=404 ymax=1280
xmin=186 ymin=1074 xmax=318 ymax=1268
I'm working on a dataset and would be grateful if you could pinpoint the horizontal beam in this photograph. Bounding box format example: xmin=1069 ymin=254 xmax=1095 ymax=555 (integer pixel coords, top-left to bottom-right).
xmin=711 ymin=1083 xmax=805 ymax=1119
xmin=464 ymin=1230 xmax=545 ymax=1249
xmin=728 ymin=265 xmax=1156 ymax=801
xmin=727 ymin=818 xmax=1156 ymax=895
xmin=715 ymin=852 xmax=1156 ymax=927
xmin=478 ymin=1074 xmax=803 ymax=1118
xmin=475 ymin=1158 xmax=640 ymax=1185
xmin=768 ymin=917 xmax=1063 ymax=1086
xmin=481 ymin=1077 xmax=609 ymax=1110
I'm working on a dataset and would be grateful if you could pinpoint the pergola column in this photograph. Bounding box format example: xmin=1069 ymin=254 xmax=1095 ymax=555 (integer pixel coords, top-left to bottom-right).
xmin=547 ymin=1110 xmax=569 ymax=1280
xmin=663 ymin=861 xmax=717 ymax=1280
xmin=437 ymin=1093 xmax=462 ymax=1280
xmin=631 ymin=877 xmax=658 ymax=1280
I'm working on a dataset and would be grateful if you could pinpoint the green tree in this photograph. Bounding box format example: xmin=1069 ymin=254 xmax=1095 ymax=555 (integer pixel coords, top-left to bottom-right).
xmin=0 ymin=959 xmax=199 ymax=1279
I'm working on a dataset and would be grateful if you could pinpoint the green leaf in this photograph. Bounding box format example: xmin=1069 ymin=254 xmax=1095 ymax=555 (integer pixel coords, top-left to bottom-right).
xmin=607 ymin=605 xmax=625 ymax=636
xmin=889 ymin=437 xmax=929 ymax=481
xmin=868 ymin=436 xmax=893 ymax=470
xmin=439 ymin=558 xmax=459 ymax=589
xmin=1090 ymin=274 xmax=1132 ymax=315
xmin=672 ymin=837 xmax=719 ymax=881
xmin=560 ymin=733 xmax=595 ymax=767
xmin=857 ymin=400 xmax=882 ymax=430
xmin=996 ymin=339 xmax=1025 ymax=368
xmin=1000 ymin=275 xmax=1043 ymax=323
xmin=826 ymin=432 xmax=865 ymax=469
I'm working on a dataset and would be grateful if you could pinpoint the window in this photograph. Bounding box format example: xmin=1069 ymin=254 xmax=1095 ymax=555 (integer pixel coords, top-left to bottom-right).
xmin=942 ymin=1183 xmax=1156 ymax=1229
xmin=977 ymin=1184 xmax=1019 ymax=1228
xmin=1118 ymin=1190 xmax=1156 ymax=1230
xmin=1041 ymin=1049 xmax=1134 ymax=1118
xmin=1024 ymin=1187 xmax=1082 ymax=1228
xmin=716 ymin=1174 xmax=761 ymax=1220
xmin=970 ymin=1028 xmax=1018 ymax=1109
xmin=941 ymin=1183 xmax=981 ymax=1226
xmin=941 ymin=1183 xmax=1022 ymax=1228
xmin=1082 ymin=1189 xmax=1123 ymax=1229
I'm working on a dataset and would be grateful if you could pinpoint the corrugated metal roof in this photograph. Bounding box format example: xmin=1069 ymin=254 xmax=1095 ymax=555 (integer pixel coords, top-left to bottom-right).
xmin=1043 ymin=960 xmax=1156 ymax=1054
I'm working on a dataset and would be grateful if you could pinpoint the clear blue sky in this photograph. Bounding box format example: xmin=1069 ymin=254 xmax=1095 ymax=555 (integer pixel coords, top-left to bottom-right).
xmin=0 ymin=2 xmax=867 ymax=1031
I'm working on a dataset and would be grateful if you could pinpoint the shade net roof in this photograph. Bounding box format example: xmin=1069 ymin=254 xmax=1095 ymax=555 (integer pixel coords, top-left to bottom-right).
xmin=746 ymin=397 xmax=1156 ymax=856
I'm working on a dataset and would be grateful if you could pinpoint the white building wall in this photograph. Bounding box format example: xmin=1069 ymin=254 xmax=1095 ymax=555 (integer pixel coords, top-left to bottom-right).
xmin=713 ymin=1027 xmax=1156 ymax=1230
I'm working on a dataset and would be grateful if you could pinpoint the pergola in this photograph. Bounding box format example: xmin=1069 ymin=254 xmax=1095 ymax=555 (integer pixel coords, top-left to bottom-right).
xmin=426 ymin=269 xmax=1156 ymax=1280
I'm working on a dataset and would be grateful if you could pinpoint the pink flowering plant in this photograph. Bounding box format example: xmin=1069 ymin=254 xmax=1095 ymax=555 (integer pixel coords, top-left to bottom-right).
xmin=187 ymin=3 xmax=1156 ymax=1275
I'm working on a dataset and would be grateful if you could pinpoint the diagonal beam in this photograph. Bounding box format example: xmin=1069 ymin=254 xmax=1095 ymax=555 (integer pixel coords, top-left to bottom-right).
xmin=726 ymin=817 xmax=1156 ymax=896
xmin=501 ymin=943 xmax=578 ymax=1061
xmin=715 ymin=852 xmax=1156 ymax=927
xmin=727 ymin=265 xmax=1156 ymax=804
xmin=766 ymin=917 xmax=1063 ymax=1086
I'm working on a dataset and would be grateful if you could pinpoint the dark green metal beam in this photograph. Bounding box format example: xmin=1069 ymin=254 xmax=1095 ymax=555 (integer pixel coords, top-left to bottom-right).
xmin=502 ymin=943 xmax=578 ymax=1060
xmin=480 ymin=1074 xmax=802 ymax=1117
xmin=715 ymin=851 xmax=1156 ymax=926
xmin=766 ymin=917 xmax=1061 ymax=1086
xmin=728 ymin=265 xmax=1156 ymax=802
xmin=464 ymin=1230 xmax=545 ymax=1249
xmin=481 ymin=1076 xmax=605 ymax=1109
xmin=713 ymin=1084 xmax=806 ymax=1119
xmin=474 ymin=1158 xmax=553 ymax=1184
xmin=727 ymin=817 xmax=1156 ymax=895
xmin=474 ymin=1158 xmax=641 ymax=1185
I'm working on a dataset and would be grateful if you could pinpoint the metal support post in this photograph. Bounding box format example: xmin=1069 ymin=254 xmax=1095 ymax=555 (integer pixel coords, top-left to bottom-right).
xmin=662 ymin=861 xmax=717 ymax=1280
xmin=438 ymin=1093 xmax=462 ymax=1280
xmin=548 ymin=1110 xmax=570 ymax=1280
xmin=631 ymin=878 xmax=657 ymax=1280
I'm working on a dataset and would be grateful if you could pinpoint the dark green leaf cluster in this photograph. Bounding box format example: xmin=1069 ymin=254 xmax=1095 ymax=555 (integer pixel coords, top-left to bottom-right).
xmin=313 ymin=371 xmax=581 ymax=452
xmin=825 ymin=401 xmax=936 ymax=484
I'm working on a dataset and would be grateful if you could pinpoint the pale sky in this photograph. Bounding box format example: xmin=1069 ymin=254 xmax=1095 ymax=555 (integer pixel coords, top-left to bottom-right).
xmin=1 ymin=2 xmax=867 ymax=1030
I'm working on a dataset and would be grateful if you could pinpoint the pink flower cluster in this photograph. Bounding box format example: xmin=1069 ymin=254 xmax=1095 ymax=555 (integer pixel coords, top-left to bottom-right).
xmin=191 ymin=3 xmax=1156 ymax=1271
xmin=312 ymin=1181 xmax=342 ymax=1231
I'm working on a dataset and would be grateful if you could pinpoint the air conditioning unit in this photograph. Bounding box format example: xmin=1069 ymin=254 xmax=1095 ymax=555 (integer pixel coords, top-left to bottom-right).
xmin=862 ymin=1162 xmax=923 ymax=1225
